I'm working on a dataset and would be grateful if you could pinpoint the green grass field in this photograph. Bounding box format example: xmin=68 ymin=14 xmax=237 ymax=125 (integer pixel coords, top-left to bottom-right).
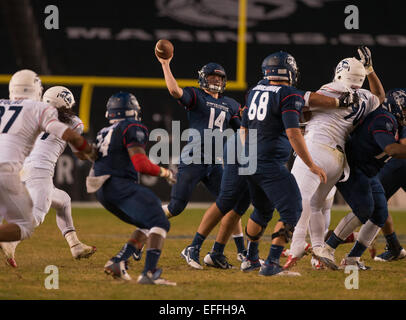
xmin=0 ymin=207 xmax=405 ymax=300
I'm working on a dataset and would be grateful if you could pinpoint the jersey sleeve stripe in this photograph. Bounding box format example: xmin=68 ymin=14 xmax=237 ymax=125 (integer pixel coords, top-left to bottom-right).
xmin=282 ymin=110 xmax=300 ymax=115
xmin=122 ymin=123 xmax=148 ymax=147
xmin=372 ymin=130 xmax=393 ymax=135
xmin=368 ymin=114 xmax=395 ymax=132
xmin=185 ymin=88 xmax=197 ymax=110
xmin=72 ymin=122 xmax=84 ymax=130
xmin=321 ymin=86 xmax=343 ymax=93
xmin=122 ymin=123 xmax=149 ymax=137
xmin=281 ymin=94 xmax=304 ymax=103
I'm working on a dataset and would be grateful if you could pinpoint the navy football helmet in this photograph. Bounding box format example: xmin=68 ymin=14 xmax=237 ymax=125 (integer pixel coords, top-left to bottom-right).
xmin=198 ymin=63 xmax=227 ymax=93
xmin=261 ymin=51 xmax=299 ymax=86
xmin=105 ymin=92 xmax=141 ymax=122
xmin=382 ymin=88 xmax=406 ymax=126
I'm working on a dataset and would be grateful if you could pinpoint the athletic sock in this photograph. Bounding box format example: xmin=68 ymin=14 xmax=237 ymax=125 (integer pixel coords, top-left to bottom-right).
xmin=246 ymin=241 xmax=259 ymax=261
xmin=191 ymin=232 xmax=206 ymax=249
xmin=232 ymin=234 xmax=245 ymax=253
xmin=348 ymin=241 xmax=367 ymax=258
xmin=112 ymin=243 xmax=138 ymax=263
xmin=266 ymin=244 xmax=284 ymax=265
xmin=385 ymin=232 xmax=402 ymax=254
xmin=326 ymin=232 xmax=344 ymax=249
xmin=212 ymin=241 xmax=225 ymax=254
xmin=143 ymin=249 xmax=161 ymax=274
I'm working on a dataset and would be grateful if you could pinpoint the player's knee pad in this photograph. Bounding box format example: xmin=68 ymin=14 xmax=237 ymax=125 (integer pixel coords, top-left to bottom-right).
xmin=149 ymin=227 xmax=167 ymax=239
xmin=167 ymin=198 xmax=188 ymax=217
xmin=245 ymin=225 xmax=265 ymax=241
xmin=271 ymin=223 xmax=295 ymax=243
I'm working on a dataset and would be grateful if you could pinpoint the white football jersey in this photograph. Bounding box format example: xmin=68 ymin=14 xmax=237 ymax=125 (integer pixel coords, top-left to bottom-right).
xmin=305 ymin=81 xmax=380 ymax=148
xmin=23 ymin=115 xmax=83 ymax=174
xmin=0 ymin=99 xmax=60 ymax=166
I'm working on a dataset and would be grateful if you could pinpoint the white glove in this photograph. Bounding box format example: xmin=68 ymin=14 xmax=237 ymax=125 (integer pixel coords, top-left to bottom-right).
xmin=357 ymin=45 xmax=374 ymax=75
xmin=160 ymin=168 xmax=176 ymax=185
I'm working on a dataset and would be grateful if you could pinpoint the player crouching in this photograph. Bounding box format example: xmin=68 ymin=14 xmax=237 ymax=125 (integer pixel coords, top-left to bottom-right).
xmin=87 ymin=92 xmax=176 ymax=285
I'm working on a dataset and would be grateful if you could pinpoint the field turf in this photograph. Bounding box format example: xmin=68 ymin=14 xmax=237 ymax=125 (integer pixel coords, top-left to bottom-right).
xmin=0 ymin=207 xmax=405 ymax=300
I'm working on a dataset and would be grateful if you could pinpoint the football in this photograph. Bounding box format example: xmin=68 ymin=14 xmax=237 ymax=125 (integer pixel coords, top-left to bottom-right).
xmin=155 ymin=39 xmax=174 ymax=59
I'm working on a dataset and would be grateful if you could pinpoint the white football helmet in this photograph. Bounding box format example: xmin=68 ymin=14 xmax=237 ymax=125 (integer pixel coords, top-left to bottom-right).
xmin=9 ymin=69 xmax=43 ymax=101
xmin=43 ymin=86 xmax=75 ymax=109
xmin=333 ymin=58 xmax=366 ymax=89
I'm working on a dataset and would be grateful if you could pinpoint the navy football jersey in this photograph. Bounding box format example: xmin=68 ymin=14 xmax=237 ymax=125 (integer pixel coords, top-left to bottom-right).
xmin=178 ymin=87 xmax=241 ymax=163
xmin=94 ymin=119 xmax=149 ymax=181
xmin=346 ymin=107 xmax=399 ymax=177
xmin=242 ymin=80 xmax=305 ymax=168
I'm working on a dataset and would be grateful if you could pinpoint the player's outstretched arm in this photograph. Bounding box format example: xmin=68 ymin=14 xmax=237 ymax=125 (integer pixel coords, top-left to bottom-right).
xmin=358 ymin=45 xmax=385 ymax=103
xmin=128 ymin=146 xmax=176 ymax=185
xmin=306 ymin=91 xmax=359 ymax=109
xmin=156 ymin=53 xmax=183 ymax=99
xmin=384 ymin=143 xmax=406 ymax=159
xmin=61 ymin=128 xmax=97 ymax=161
xmin=286 ymin=128 xmax=327 ymax=183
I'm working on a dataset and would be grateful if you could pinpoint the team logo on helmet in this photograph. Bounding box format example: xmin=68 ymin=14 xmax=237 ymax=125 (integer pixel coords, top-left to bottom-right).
xmin=57 ymin=90 xmax=73 ymax=106
xmin=336 ymin=60 xmax=350 ymax=74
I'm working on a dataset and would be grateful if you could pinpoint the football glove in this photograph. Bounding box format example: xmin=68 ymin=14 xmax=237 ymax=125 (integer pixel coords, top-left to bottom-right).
xmin=337 ymin=91 xmax=359 ymax=108
xmin=357 ymin=45 xmax=374 ymax=75
xmin=160 ymin=168 xmax=176 ymax=185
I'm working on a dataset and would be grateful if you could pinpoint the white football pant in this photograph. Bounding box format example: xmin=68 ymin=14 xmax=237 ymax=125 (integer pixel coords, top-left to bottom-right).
xmin=0 ymin=163 xmax=35 ymax=240
xmin=23 ymin=168 xmax=75 ymax=236
xmin=290 ymin=141 xmax=345 ymax=257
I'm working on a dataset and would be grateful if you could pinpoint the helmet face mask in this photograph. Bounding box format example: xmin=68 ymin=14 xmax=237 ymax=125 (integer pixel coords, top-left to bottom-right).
xmin=261 ymin=51 xmax=299 ymax=86
xmin=9 ymin=69 xmax=43 ymax=101
xmin=105 ymin=92 xmax=142 ymax=123
xmin=382 ymin=89 xmax=406 ymax=126
xmin=198 ymin=63 xmax=227 ymax=93
xmin=334 ymin=58 xmax=366 ymax=89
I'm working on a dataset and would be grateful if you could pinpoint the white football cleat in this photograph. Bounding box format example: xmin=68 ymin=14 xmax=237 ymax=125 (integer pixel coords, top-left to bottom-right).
xmin=104 ymin=260 xmax=132 ymax=281
xmin=137 ymin=268 xmax=176 ymax=286
xmin=0 ymin=241 xmax=19 ymax=268
xmin=312 ymin=245 xmax=338 ymax=270
xmin=71 ymin=243 xmax=97 ymax=260
xmin=340 ymin=255 xmax=370 ymax=270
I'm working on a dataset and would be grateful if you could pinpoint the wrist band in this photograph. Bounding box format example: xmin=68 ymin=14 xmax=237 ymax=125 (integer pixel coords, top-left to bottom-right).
xmin=77 ymin=139 xmax=88 ymax=152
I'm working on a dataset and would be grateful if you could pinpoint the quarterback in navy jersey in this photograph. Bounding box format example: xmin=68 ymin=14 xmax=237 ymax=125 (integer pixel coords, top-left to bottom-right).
xmin=89 ymin=92 xmax=176 ymax=285
xmin=157 ymin=50 xmax=249 ymax=267
xmin=316 ymin=89 xmax=406 ymax=270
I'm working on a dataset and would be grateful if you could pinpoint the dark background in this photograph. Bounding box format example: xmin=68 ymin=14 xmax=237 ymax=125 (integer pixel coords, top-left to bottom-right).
xmin=1 ymin=0 xmax=405 ymax=202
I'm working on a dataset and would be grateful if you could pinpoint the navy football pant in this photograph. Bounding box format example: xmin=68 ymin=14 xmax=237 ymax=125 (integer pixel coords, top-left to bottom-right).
xmin=247 ymin=164 xmax=302 ymax=228
xmin=337 ymin=167 xmax=388 ymax=227
xmin=378 ymin=158 xmax=406 ymax=200
xmin=168 ymin=163 xmax=223 ymax=216
xmin=216 ymin=162 xmax=251 ymax=216
xmin=96 ymin=177 xmax=170 ymax=231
